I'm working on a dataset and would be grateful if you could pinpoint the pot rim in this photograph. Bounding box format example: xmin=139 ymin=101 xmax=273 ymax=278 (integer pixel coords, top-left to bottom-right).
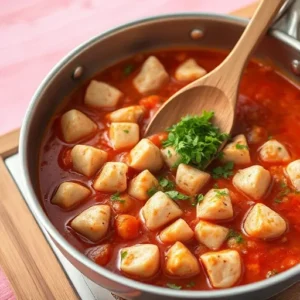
xmin=19 ymin=12 xmax=300 ymax=298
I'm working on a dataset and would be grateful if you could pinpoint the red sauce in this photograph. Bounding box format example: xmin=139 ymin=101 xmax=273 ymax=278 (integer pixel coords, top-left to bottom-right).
xmin=39 ymin=49 xmax=300 ymax=290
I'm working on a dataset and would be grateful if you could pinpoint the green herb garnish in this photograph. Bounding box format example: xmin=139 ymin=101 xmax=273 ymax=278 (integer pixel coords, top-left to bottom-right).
xmin=123 ymin=129 xmax=129 ymax=134
xmin=214 ymin=190 xmax=228 ymax=198
xmin=162 ymin=112 xmax=228 ymax=169
xmin=212 ymin=161 xmax=234 ymax=179
xmin=192 ymin=194 xmax=204 ymax=206
xmin=235 ymin=144 xmax=248 ymax=150
xmin=123 ymin=64 xmax=134 ymax=75
xmin=186 ymin=281 xmax=196 ymax=288
xmin=213 ymin=183 xmax=219 ymax=189
xmin=167 ymin=149 xmax=172 ymax=158
xmin=147 ymin=187 xmax=158 ymax=197
xmin=165 ymin=191 xmax=190 ymax=201
xmin=268 ymin=135 xmax=273 ymax=140
xmin=111 ymin=192 xmax=125 ymax=203
xmin=121 ymin=251 xmax=128 ymax=260
xmin=166 ymin=283 xmax=182 ymax=290
xmin=227 ymin=229 xmax=244 ymax=244
xmin=159 ymin=177 xmax=175 ymax=190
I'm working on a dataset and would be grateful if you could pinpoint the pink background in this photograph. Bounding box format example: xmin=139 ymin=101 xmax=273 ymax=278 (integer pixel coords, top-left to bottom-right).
xmin=0 ymin=0 xmax=253 ymax=135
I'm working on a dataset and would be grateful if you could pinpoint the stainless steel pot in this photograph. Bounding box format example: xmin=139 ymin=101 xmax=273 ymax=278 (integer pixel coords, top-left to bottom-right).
xmin=20 ymin=1 xmax=300 ymax=299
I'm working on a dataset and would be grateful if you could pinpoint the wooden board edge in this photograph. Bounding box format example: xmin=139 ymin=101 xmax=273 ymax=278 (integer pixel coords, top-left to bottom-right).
xmin=0 ymin=128 xmax=20 ymax=158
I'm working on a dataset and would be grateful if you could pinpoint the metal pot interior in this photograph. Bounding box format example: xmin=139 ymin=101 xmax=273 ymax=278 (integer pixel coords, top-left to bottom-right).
xmin=20 ymin=14 xmax=300 ymax=299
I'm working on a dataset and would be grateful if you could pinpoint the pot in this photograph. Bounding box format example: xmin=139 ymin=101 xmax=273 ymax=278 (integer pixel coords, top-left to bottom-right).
xmin=20 ymin=1 xmax=300 ymax=299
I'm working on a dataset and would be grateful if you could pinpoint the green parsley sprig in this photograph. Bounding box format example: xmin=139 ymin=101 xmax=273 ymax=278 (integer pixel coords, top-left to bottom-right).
xmin=110 ymin=192 xmax=125 ymax=203
xmin=162 ymin=112 xmax=228 ymax=170
xmin=227 ymin=229 xmax=244 ymax=244
xmin=212 ymin=161 xmax=234 ymax=179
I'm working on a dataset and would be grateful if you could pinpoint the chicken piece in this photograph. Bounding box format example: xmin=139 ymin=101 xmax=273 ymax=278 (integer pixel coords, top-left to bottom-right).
xmin=61 ymin=109 xmax=97 ymax=143
xmin=108 ymin=105 xmax=144 ymax=123
xmin=160 ymin=146 xmax=181 ymax=169
xmin=286 ymin=159 xmax=300 ymax=191
xmin=223 ymin=134 xmax=251 ymax=165
xmin=71 ymin=145 xmax=108 ymax=177
xmin=51 ymin=182 xmax=90 ymax=209
xmin=176 ymin=164 xmax=210 ymax=196
xmin=120 ymin=244 xmax=160 ymax=278
xmin=159 ymin=218 xmax=194 ymax=244
xmin=128 ymin=170 xmax=159 ymax=201
xmin=259 ymin=140 xmax=291 ymax=163
xmin=244 ymin=203 xmax=287 ymax=239
xmin=129 ymin=139 xmax=163 ymax=173
xmin=71 ymin=205 xmax=111 ymax=242
xmin=233 ymin=165 xmax=271 ymax=200
xmin=84 ymin=80 xmax=123 ymax=108
xmin=194 ymin=220 xmax=229 ymax=250
xmin=197 ymin=188 xmax=233 ymax=220
xmin=93 ymin=162 xmax=128 ymax=192
xmin=175 ymin=58 xmax=207 ymax=81
xmin=142 ymin=191 xmax=183 ymax=230
xmin=109 ymin=122 xmax=140 ymax=150
xmin=133 ymin=56 xmax=169 ymax=95
xmin=165 ymin=242 xmax=200 ymax=277
xmin=200 ymin=250 xmax=242 ymax=288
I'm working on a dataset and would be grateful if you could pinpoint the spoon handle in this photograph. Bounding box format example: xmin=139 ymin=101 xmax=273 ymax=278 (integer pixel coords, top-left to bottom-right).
xmin=214 ymin=0 xmax=285 ymax=101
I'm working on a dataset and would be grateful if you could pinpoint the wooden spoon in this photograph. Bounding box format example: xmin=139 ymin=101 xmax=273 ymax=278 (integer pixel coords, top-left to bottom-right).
xmin=146 ymin=0 xmax=285 ymax=137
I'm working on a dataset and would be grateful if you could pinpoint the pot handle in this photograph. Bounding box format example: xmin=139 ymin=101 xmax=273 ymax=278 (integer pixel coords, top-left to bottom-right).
xmin=273 ymin=0 xmax=300 ymax=40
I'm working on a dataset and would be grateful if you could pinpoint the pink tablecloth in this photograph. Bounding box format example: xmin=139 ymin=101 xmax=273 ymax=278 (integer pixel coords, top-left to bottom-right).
xmin=0 ymin=268 xmax=15 ymax=300
xmin=0 ymin=0 xmax=253 ymax=136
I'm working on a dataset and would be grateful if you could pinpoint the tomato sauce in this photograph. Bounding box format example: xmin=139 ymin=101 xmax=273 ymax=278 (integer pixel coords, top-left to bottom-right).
xmin=39 ymin=49 xmax=300 ymax=290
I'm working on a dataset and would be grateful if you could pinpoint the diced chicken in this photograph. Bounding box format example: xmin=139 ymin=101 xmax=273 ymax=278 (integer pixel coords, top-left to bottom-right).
xmin=194 ymin=220 xmax=229 ymax=250
xmin=165 ymin=242 xmax=200 ymax=277
xmin=142 ymin=191 xmax=183 ymax=230
xmin=61 ymin=109 xmax=97 ymax=143
xmin=244 ymin=203 xmax=287 ymax=239
xmin=176 ymin=164 xmax=210 ymax=195
xmin=233 ymin=165 xmax=271 ymax=200
xmin=175 ymin=58 xmax=207 ymax=81
xmin=108 ymin=105 xmax=144 ymax=123
xmin=133 ymin=56 xmax=169 ymax=95
xmin=71 ymin=205 xmax=111 ymax=242
xmin=51 ymin=182 xmax=90 ymax=208
xmin=159 ymin=218 xmax=194 ymax=244
xmin=160 ymin=146 xmax=181 ymax=169
xmin=259 ymin=140 xmax=291 ymax=163
xmin=93 ymin=162 xmax=128 ymax=192
xmin=197 ymin=188 xmax=233 ymax=220
xmin=109 ymin=122 xmax=140 ymax=150
xmin=120 ymin=244 xmax=160 ymax=278
xmin=286 ymin=159 xmax=300 ymax=190
xmin=84 ymin=80 xmax=123 ymax=108
xmin=223 ymin=134 xmax=251 ymax=165
xmin=129 ymin=139 xmax=163 ymax=173
xmin=200 ymin=250 xmax=242 ymax=288
xmin=128 ymin=170 xmax=159 ymax=201
xmin=71 ymin=145 xmax=108 ymax=177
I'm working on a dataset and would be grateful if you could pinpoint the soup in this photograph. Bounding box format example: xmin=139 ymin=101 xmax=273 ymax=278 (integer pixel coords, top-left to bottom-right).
xmin=39 ymin=49 xmax=300 ymax=290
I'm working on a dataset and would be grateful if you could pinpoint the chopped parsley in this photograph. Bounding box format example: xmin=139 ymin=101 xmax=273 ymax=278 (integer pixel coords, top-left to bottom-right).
xmin=162 ymin=112 xmax=228 ymax=170
xmin=123 ymin=129 xmax=129 ymax=134
xmin=268 ymin=135 xmax=273 ymax=140
xmin=212 ymin=161 xmax=234 ymax=179
xmin=213 ymin=183 xmax=219 ymax=189
xmin=147 ymin=187 xmax=158 ymax=197
xmin=227 ymin=229 xmax=244 ymax=244
xmin=214 ymin=190 xmax=228 ymax=198
xmin=110 ymin=192 xmax=125 ymax=203
xmin=274 ymin=181 xmax=292 ymax=203
xmin=192 ymin=194 xmax=204 ymax=206
xmin=166 ymin=283 xmax=182 ymax=290
xmin=159 ymin=177 xmax=175 ymax=190
xmin=235 ymin=144 xmax=248 ymax=150
xmin=165 ymin=191 xmax=190 ymax=201
xmin=121 ymin=251 xmax=128 ymax=260
xmin=167 ymin=149 xmax=172 ymax=158
xmin=123 ymin=64 xmax=134 ymax=75
xmin=186 ymin=281 xmax=196 ymax=288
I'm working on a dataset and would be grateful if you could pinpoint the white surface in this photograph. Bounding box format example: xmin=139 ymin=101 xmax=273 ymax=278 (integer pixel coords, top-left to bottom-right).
xmin=5 ymin=154 xmax=114 ymax=300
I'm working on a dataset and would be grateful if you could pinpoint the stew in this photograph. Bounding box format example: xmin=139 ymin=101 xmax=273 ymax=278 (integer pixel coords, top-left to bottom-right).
xmin=39 ymin=49 xmax=300 ymax=290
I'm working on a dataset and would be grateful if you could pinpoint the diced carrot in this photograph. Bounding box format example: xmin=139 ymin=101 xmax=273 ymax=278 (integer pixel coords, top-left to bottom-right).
xmin=115 ymin=214 xmax=140 ymax=240
xmin=139 ymin=95 xmax=161 ymax=110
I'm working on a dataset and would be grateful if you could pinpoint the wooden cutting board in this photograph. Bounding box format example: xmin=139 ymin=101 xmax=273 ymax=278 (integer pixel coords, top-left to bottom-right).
xmin=1 ymin=2 xmax=299 ymax=300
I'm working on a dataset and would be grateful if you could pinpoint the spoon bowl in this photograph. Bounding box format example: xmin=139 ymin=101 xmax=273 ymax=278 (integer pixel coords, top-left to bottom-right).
xmin=146 ymin=0 xmax=285 ymax=138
